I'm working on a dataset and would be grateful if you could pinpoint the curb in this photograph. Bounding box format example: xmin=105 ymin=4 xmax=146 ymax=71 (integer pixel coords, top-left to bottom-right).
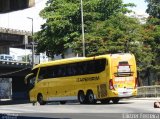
xmin=133 ymin=98 xmax=160 ymax=100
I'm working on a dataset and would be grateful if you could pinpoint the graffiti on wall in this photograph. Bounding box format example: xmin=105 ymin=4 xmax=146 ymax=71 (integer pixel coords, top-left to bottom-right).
xmin=0 ymin=78 xmax=12 ymax=99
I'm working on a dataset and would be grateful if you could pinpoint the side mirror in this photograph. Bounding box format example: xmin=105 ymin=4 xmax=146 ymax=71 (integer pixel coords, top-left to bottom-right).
xmin=24 ymin=73 xmax=34 ymax=84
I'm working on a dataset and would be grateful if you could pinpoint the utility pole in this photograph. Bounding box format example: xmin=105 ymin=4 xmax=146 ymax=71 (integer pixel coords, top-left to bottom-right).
xmin=80 ymin=0 xmax=85 ymax=57
xmin=27 ymin=17 xmax=35 ymax=67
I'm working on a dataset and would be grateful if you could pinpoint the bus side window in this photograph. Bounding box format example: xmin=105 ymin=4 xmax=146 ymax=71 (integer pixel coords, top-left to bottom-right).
xmin=52 ymin=67 xmax=57 ymax=78
xmin=87 ymin=61 xmax=95 ymax=74
xmin=81 ymin=62 xmax=87 ymax=74
xmin=38 ymin=68 xmax=48 ymax=81
xmin=67 ymin=64 xmax=74 ymax=76
xmin=62 ymin=65 xmax=66 ymax=76
xmin=67 ymin=65 xmax=73 ymax=76
xmin=72 ymin=64 xmax=77 ymax=75
xmin=77 ymin=62 xmax=83 ymax=75
xmin=94 ymin=59 xmax=106 ymax=73
xmin=57 ymin=66 xmax=62 ymax=77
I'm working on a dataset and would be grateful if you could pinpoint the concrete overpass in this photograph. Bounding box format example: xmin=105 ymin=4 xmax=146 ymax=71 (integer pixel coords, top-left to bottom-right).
xmin=0 ymin=0 xmax=36 ymax=100
xmin=0 ymin=61 xmax=31 ymax=78
xmin=0 ymin=27 xmax=33 ymax=100
xmin=0 ymin=60 xmax=32 ymax=100
xmin=0 ymin=27 xmax=32 ymax=54
xmin=0 ymin=0 xmax=35 ymax=13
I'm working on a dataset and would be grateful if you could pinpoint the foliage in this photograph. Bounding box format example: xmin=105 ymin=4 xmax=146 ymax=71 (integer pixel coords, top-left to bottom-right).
xmin=34 ymin=0 xmax=160 ymax=81
xmin=35 ymin=0 xmax=135 ymax=58
xmin=71 ymin=13 xmax=155 ymax=72
xmin=144 ymin=18 xmax=160 ymax=73
xmin=145 ymin=0 xmax=160 ymax=74
xmin=145 ymin=0 xmax=160 ymax=18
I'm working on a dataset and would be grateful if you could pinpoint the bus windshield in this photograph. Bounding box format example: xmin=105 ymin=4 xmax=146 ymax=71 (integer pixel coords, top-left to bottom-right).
xmin=25 ymin=68 xmax=38 ymax=89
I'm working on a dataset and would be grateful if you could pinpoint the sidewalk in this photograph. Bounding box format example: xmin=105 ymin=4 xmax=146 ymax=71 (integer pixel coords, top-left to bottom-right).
xmin=132 ymin=97 xmax=160 ymax=100
xmin=0 ymin=99 xmax=29 ymax=105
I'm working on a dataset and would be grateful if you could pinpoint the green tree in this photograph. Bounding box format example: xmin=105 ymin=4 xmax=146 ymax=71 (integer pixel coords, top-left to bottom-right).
xmin=71 ymin=13 xmax=154 ymax=73
xmin=145 ymin=0 xmax=160 ymax=18
xmin=35 ymin=0 xmax=135 ymax=58
xmin=145 ymin=0 xmax=160 ymax=84
xmin=144 ymin=18 xmax=160 ymax=84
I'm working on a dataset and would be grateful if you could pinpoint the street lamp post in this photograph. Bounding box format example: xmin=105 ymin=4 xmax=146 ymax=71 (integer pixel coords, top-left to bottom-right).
xmin=27 ymin=17 xmax=35 ymax=67
xmin=80 ymin=0 xmax=85 ymax=57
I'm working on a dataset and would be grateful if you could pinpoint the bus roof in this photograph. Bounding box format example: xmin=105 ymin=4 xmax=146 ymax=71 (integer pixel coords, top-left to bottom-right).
xmin=32 ymin=53 xmax=134 ymax=70
xmin=33 ymin=57 xmax=86 ymax=69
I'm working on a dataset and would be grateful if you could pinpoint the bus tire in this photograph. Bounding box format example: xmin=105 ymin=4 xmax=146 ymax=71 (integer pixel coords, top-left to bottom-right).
xmin=112 ymin=99 xmax=119 ymax=104
xmin=60 ymin=101 xmax=66 ymax=104
xmin=78 ymin=91 xmax=86 ymax=104
xmin=101 ymin=99 xmax=110 ymax=104
xmin=37 ymin=94 xmax=46 ymax=105
xmin=86 ymin=90 xmax=96 ymax=104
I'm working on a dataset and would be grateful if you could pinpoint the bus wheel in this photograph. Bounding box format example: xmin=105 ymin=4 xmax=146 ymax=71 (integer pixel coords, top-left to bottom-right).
xmin=112 ymin=99 xmax=119 ymax=104
xmin=60 ymin=101 xmax=66 ymax=104
xmin=101 ymin=99 xmax=110 ymax=104
xmin=78 ymin=91 xmax=86 ymax=104
xmin=37 ymin=94 xmax=46 ymax=105
xmin=86 ymin=90 xmax=96 ymax=104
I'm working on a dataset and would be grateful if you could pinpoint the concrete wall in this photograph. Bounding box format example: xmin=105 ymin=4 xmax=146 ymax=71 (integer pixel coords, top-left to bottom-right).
xmin=12 ymin=76 xmax=29 ymax=100
xmin=0 ymin=78 xmax=12 ymax=99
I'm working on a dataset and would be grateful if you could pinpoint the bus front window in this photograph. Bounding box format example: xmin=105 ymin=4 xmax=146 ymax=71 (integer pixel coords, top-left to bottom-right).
xmin=29 ymin=75 xmax=36 ymax=87
xmin=24 ymin=73 xmax=35 ymax=90
xmin=25 ymin=68 xmax=38 ymax=90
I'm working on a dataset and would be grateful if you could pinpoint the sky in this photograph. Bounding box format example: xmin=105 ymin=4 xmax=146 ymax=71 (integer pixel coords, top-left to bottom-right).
xmin=0 ymin=0 xmax=47 ymax=32
xmin=0 ymin=0 xmax=148 ymax=57
xmin=123 ymin=0 xmax=148 ymax=16
xmin=0 ymin=0 xmax=148 ymax=32
xmin=0 ymin=0 xmax=48 ymax=58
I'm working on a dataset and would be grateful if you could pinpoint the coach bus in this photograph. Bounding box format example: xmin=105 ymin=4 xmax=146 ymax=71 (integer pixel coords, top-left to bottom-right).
xmin=25 ymin=53 xmax=137 ymax=105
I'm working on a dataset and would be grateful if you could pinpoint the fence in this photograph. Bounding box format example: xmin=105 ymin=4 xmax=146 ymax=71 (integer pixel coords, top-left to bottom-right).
xmin=137 ymin=85 xmax=160 ymax=97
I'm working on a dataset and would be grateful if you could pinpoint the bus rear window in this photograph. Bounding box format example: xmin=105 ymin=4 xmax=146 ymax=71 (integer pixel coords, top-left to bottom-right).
xmin=114 ymin=61 xmax=133 ymax=77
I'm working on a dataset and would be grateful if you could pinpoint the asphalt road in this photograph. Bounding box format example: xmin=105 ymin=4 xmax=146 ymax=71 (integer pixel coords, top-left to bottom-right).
xmin=0 ymin=98 xmax=159 ymax=119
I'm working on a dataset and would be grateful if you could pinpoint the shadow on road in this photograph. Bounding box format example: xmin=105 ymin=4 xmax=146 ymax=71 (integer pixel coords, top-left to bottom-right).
xmin=0 ymin=100 xmax=134 ymax=106
xmin=0 ymin=113 xmax=123 ymax=119
xmin=0 ymin=114 xmax=71 ymax=119
xmin=47 ymin=101 xmax=134 ymax=105
xmin=0 ymin=100 xmax=30 ymax=105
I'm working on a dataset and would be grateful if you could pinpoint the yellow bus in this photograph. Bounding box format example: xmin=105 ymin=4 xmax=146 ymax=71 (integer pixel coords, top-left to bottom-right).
xmin=25 ymin=53 xmax=137 ymax=105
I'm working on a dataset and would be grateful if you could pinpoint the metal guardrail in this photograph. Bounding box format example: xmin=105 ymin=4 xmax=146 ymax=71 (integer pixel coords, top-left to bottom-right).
xmin=137 ymin=86 xmax=160 ymax=97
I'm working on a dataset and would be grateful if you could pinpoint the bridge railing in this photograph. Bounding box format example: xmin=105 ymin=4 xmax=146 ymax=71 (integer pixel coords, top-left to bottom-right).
xmin=0 ymin=60 xmax=31 ymax=67
xmin=137 ymin=85 xmax=160 ymax=97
